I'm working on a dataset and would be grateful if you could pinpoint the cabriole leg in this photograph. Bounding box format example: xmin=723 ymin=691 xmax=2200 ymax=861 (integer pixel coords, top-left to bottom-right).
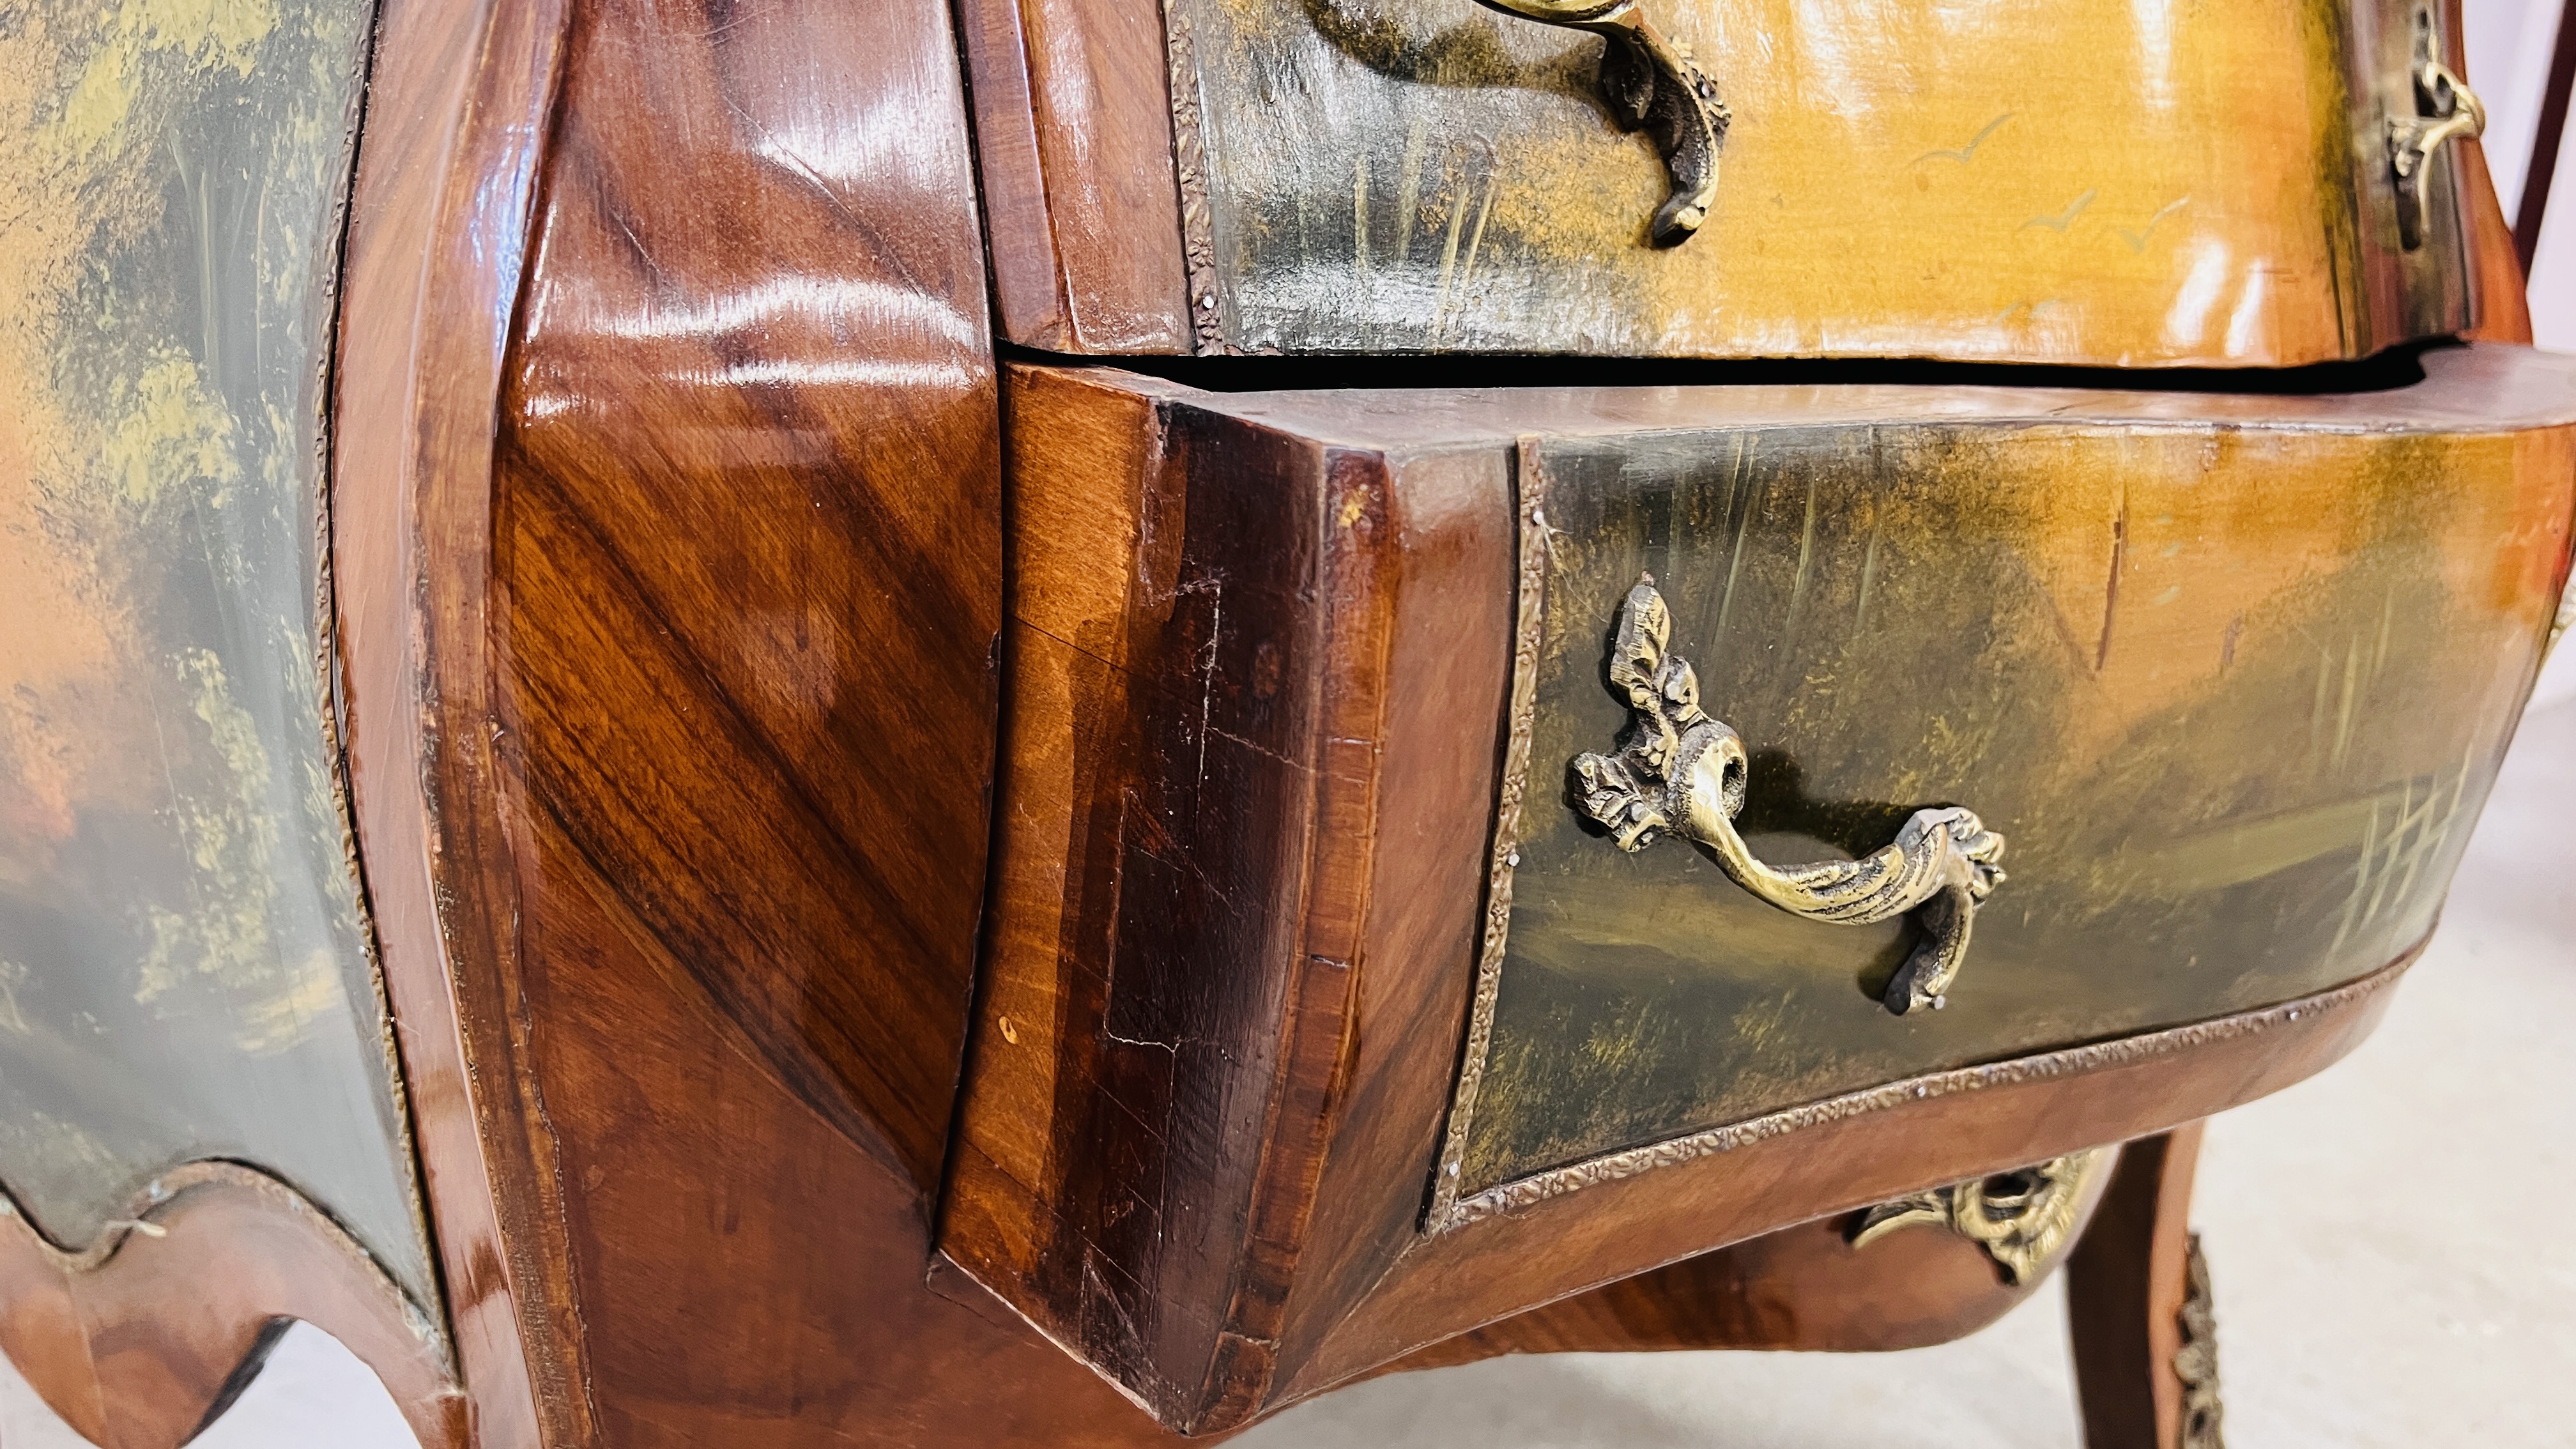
xmin=2066 ymin=1122 xmax=2225 ymax=1449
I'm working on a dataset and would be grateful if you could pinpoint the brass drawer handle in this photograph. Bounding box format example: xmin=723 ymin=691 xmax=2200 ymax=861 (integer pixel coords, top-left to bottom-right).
xmin=2387 ymin=9 xmax=2485 ymax=250
xmin=1570 ymin=578 xmax=2005 ymax=1014
xmin=1473 ymin=0 xmax=1729 ymax=245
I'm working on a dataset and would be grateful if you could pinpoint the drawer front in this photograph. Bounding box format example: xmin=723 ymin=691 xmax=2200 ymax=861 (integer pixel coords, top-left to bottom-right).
xmin=948 ymin=346 xmax=2576 ymax=1427
xmin=1446 ymin=409 xmax=2560 ymax=1204
xmin=974 ymin=0 xmax=2487 ymax=362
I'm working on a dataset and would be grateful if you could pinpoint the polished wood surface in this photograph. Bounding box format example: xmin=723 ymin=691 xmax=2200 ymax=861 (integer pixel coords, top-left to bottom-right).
xmin=946 ymin=364 xmax=1517 ymax=1430
xmin=977 ymin=0 xmax=2480 ymax=363
xmin=955 ymin=0 xmax=1193 ymax=351
xmin=2067 ymin=1126 xmax=2211 ymax=1449
xmin=0 ymin=1164 xmax=462 ymax=1449
xmin=335 ymin=0 xmax=571 ymax=1436
xmin=336 ymin=0 xmax=1189 ymax=1441
xmin=946 ymin=340 xmax=2573 ymax=1429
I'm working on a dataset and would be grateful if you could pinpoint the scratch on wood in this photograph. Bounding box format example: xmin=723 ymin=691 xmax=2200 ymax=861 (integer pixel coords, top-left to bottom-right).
xmin=1854 ymin=526 xmax=1882 ymax=636
xmin=1784 ymin=474 xmax=1819 ymax=645
xmin=2310 ymin=645 xmax=2333 ymax=764
xmin=1193 ymin=579 xmax=1223 ymax=790
xmin=2096 ymin=485 xmax=2127 ymax=671
xmin=1430 ymin=166 xmax=1469 ymax=339
xmin=1395 ymin=117 xmax=1427 ymax=252
xmin=2330 ymin=634 xmax=2360 ymax=771
xmin=2372 ymin=586 xmax=2393 ymax=682
xmin=1715 ymin=435 xmax=1754 ymax=635
xmin=1458 ymin=171 xmax=1494 ymax=305
xmin=2331 ymin=799 xmax=2377 ymax=949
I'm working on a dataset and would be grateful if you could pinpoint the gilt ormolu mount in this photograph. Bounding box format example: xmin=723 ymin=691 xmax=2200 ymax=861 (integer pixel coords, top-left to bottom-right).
xmin=1850 ymin=1149 xmax=2110 ymax=1285
xmin=1571 ymin=576 xmax=2006 ymax=1014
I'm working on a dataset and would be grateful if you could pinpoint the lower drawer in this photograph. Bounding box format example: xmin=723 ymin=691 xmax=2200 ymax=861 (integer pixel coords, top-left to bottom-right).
xmin=942 ymin=343 xmax=2576 ymax=1429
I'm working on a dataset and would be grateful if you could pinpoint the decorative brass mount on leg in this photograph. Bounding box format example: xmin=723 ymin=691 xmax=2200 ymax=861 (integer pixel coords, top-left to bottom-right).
xmin=1568 ymin=576 xmax=2005 ymax=1013
xmin=1848 ymin=1149 xmax=2110 ymax=1284
xmin=1472 ymin=0 xmax=1728 ymax=245
xmin=2175 ymin=1232 xmax=2228 ymax=1449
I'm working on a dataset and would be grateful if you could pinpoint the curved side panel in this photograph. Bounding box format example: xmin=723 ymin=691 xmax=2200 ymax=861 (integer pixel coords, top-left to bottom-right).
xmin=0 ymin=1163 xmax=461 ymax=1449
xmin=334 ymin=0 xmax=574 ymax=1438
xmin=337 ymin=0 xmax=1187 ymax=1439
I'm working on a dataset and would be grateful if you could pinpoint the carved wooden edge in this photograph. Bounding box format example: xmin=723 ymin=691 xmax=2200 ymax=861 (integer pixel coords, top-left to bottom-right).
xmin=334 ymin=0 xmax=576 ymax=1438
xmin=0 ymin=1162 xmax=463 ymax=1449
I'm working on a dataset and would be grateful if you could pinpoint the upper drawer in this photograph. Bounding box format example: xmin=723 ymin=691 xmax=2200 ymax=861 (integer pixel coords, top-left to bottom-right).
xmin=942 ymin=342 xmax=2576 ymax=1430
xmin=962 ymin=0 xmax=2493 ymax=362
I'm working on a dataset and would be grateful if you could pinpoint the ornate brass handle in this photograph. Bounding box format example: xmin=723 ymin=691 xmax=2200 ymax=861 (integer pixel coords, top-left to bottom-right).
xmin=1472 ymin=0 xmax=1728 ymax=245
xmin=2387 ymin=10 xmax=2485 ymax=250
xmin=1568 ymin=578 xmax=2005 ymax=1014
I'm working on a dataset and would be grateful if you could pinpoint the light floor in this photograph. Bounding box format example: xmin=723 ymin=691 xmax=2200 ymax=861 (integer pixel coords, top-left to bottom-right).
xmin=6 ymin=690 xmax=2571 ymax=1448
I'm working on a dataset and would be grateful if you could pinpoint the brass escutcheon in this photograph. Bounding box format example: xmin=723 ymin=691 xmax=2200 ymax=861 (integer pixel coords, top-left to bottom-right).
xmin=1568 ymin=576 xmax=2005 ymax=1014
xmin=1472 ymin=0 xmax=1729 ymax=245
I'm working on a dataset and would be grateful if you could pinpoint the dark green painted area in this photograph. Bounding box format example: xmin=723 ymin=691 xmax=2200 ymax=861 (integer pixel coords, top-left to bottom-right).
xmin=0 ymin=0 xmax=431 ymax=1304
xmin=1460 ymin=422 xmax=2549 ymax=1192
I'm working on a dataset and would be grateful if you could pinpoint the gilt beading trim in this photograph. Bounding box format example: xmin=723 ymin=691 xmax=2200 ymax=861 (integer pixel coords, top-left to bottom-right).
xmin=1431 ymin=953 xmax=2407 ymax=1230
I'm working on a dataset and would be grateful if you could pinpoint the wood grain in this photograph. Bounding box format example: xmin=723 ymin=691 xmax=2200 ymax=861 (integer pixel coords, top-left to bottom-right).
xmin=953 ymin=0 xmax=1193 ymax=350
xmin=307 ymin=1 xmax=2556 ymax=1438
xmin=343 ymin=0 xmax=1191 ymax=1441
xmin=0 ymin=1164 xmax=463 ymax=1449
xmin=946 ymin=364 xmax=1515 ymax=1430
xmin=953 ymin=344 xmax=2576 ymax=1430
xmin=2067 ymin=1126 xmax=2209 ymax=1449
xmin=334 ymin=0 xmax=572 ymax=1436
xmin=2455 ymin=0 xmax=2538 ymax=346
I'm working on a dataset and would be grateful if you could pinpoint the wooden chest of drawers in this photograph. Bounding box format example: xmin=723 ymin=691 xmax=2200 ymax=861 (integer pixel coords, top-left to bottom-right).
xmin=4 ymin=0 xmax=2561 ymax=1439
